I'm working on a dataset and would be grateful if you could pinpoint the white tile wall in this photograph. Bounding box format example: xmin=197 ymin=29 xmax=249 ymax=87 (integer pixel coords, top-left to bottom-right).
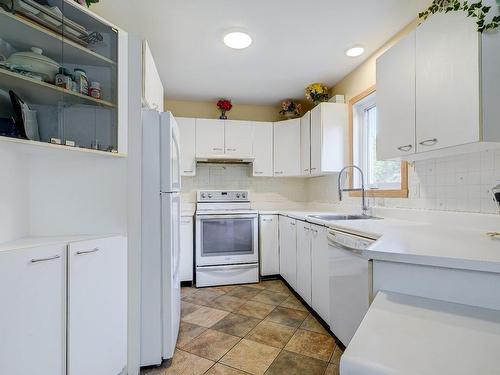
xmin=308 ymin=149 xmax=500 ymax=215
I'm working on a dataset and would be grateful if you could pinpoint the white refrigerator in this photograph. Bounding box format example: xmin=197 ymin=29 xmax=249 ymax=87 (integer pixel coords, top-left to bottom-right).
xmin=140 ymin=109 xmax=182 ymax=366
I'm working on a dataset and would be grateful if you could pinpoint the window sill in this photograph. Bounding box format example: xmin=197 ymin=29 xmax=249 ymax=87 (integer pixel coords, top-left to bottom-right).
xmin=349 ymin=189 xmax=408 ymax=199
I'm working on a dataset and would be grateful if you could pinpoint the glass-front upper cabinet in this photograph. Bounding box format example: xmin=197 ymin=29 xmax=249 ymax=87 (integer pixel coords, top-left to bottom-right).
xmin=0 ymin=0 xmax=127 ymax=155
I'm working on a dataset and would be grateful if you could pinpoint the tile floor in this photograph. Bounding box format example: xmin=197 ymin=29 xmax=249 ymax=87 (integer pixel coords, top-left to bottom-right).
xmin=141 ymin=280 xmax=343 ymax=375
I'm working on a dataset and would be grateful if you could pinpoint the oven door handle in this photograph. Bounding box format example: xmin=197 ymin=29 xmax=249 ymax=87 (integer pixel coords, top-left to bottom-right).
xmin=196 ymin=214 xmax=258 ymax=220
xmin=198 ymin=264 xmax=258 ymax=272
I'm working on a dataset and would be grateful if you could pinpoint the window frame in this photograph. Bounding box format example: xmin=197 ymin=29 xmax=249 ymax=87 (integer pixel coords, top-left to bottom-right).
xmin=348 ymin=86 xmax=409 ymax=198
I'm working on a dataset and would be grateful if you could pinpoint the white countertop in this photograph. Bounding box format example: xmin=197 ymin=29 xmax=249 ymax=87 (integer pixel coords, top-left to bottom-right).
xmin=258 ymin=210 xmax=500 ymax=274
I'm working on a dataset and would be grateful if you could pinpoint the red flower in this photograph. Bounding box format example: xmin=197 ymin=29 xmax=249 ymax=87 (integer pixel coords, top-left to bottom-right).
xmin=217 ymin=99 xmax=233 ymax=111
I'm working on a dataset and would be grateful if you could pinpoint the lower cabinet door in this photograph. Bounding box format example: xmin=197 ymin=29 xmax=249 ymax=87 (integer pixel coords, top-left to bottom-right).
xmin=68 ymin=236 xmax=127 ymax=375
xmin=0 ymin=245 xmax=66 ymax=375
xmin=259 ymin=215 xmax=279 ymax=276
xmin=311 ymin=225 xmax=330 ymax=324
xmin=180 ymin=216 xmax=194 ymax=282
xmin=296 ymin=221 xmax=312 ymax=305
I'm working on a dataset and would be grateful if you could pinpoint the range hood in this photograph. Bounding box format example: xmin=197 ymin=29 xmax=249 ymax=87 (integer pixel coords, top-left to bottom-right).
xmin=195 ymin=154 xmax=255 ymax=164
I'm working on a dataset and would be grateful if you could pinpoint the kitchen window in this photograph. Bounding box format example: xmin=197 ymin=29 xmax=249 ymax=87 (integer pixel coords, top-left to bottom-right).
xmin=349 ymin=86 xmax=408 ymax=198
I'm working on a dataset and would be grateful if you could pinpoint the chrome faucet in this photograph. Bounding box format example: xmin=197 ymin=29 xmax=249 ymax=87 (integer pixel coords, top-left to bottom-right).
xmin=337 ymin=165 xmax=369 ymax=216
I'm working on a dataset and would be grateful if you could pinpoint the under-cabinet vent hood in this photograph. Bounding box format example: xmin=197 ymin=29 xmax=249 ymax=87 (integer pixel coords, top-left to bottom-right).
xmin=196 ymin=154 xmax=255 ymax=164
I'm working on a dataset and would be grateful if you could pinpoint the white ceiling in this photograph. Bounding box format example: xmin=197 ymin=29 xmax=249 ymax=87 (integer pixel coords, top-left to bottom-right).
xmin=93 ymin=0 xmax=429 ymax=105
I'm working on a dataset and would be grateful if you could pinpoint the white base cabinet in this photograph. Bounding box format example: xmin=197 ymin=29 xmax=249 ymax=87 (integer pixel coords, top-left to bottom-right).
xmin=311 ymin=225 xmax=330 ymax=323
xmin=67 ymin=236 xmax=127 ymax=375
xmin=296 ymin=221 xmax=312 ymax=305
xmin=259 ymin=215 xmax=280 ymax=276
xmin=0 ymin=244 xmax=67 ymax=375
xmin=279 ymin=216 xmax=297 ymax=288
xmin=180 ymin=216 xmax=194 ymax=282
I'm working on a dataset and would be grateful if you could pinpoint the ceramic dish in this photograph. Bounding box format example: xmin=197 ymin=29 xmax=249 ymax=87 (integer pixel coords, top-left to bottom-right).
xmin=7 ymin=47 xmax=60 ymax=83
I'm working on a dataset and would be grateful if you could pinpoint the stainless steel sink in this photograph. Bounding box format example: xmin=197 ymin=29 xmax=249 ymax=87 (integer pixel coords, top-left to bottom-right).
xmin=308 ymin=214 xmax=382 ymax=221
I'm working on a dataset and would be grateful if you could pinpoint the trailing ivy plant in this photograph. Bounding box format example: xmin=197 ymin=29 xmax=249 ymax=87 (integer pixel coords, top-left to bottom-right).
xmin=419 ymin=0 xmax=500 ymax=32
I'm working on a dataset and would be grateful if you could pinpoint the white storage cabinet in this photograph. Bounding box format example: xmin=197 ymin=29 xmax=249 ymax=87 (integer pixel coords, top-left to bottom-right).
xmin=180 ymin=215 xmax=194 ymax=282
xmin=279 ymin=216 xmax=297 ymax=288
xmin=143 ymin=40 xmax=164 ymax=112
xmin=300 ymin=112 xmax=311 ymax=176
xmin=311 ymin=225 xmax=330 ymax=323
xmin=177 ymin=117 xmax=196 ymax=176
xmin=274 ymin=119 xmax=301 ymax=177
xmin=196 ymin=119 xmax=225 ymax=156
xmin=225 ymin=120 xmax=253 ymax=155
xmin=252 ymin=122 xmax=274 ymax=177
xmin=259 ymin=215 xmax=280 ymax=276
xmin=296 ymin=220 xmax=312 ymax=305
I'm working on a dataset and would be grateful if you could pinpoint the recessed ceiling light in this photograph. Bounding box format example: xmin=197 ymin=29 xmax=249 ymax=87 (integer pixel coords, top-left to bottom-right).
xmin=223 ymin=31 xmax=252 ymax=49
xmin=346 ymin=46 xmax=365 ymax=57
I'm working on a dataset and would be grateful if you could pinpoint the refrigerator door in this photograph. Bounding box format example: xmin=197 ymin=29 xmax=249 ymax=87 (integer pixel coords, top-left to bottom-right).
xmin=161 ymin=191 xmax=181 ymax=360
xmin=160 ymin=112 xmax=181 ymax=193
xmin=140 ymin=108 xmax=162 ymax=366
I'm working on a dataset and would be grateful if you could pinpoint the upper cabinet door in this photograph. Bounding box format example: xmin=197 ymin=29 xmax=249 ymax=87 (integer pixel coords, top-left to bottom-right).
xmin=0 ymin=245 xmax=66 ymax=375
xmin=300 ymin=112 xmax=311 ymax=176
xmin=310 ymin=105 xmax=322 ymax=174
xmin=177 ymin=117 xmax=196 ymax=176
xmin=274 ymin=119 xmax=301 ymax=177
xmin=416 ymin=12 xmax=480 ymax=152
xmin=225 ymin=120 xmax=253 ymax=155
xmin=196 ymin=119 xmax=225 ymax=155
xmin=143 ymin=40 xmax=164 ymax=112
xmin=68 ymin=236 xmax=127 ymax=375
xmin=377 ymin=30 xmax=416 ymax=160
xmin=253 ymin=122 xmax=274 ymax=177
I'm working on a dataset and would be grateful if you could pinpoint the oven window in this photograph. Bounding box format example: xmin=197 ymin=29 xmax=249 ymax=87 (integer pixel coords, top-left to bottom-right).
xmin=201 ymin=218 xmax=254 ymax=256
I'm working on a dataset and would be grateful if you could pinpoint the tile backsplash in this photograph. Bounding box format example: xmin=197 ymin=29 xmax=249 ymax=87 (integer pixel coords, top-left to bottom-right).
xmin=308 ymin=149 xmax=500 ymax=215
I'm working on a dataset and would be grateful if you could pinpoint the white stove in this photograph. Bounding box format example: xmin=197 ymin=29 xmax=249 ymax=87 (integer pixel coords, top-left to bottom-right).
xmin=195 ymin=190 xmax=259 ymax=287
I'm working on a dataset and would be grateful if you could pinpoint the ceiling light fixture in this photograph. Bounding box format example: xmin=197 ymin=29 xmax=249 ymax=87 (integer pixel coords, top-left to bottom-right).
xmin=345 ymin=46 xmax=365 ymax=57
xmin=223 ymin=31 xmax=252 ymax=49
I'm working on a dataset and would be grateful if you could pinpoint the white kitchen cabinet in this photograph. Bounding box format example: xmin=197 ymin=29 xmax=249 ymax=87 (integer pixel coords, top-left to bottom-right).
xmin=311 ymin=225 xmax=330 ymax=323
xmin=180 ymin=216 xmax=194 ymax=282
xmin=279 ymin=216 xmax=297 ymax=288
xmin=196 ymin=119 xmax=225 ymax=156
xmin=177 ymin=117 xmax=196 ymax=176
xmin=310 ymin=103 xmax=347 ymax=175
xmin=259 ymin=215 xmax=280 ymax=276
xmin=274 ymin=119 xmax=301 ymax=177
xmin=0 ymin=245 xmax=66 ymax=375
xmin=416 ymin=12 xmax=479 ymax=153
xmin=296 ymin=221 xmax=312 ymax=305
xmin=252 ymin=122 xmax=274 ymax=177
xmin=143 ymin=40 xmax=164 ymax=112
xmin=300 ymin=112 xmax=311 ymax=176
xmin=225 ymin=121 xmax=253 ymax=155
xmin=67 ymin=236 xmax=127 ymax=375
xmin=377 ymin=30 xmax=416 ymax=159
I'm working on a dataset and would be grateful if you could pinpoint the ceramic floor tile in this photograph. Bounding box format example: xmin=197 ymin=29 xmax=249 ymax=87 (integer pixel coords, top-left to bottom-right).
xmin=329 ymin=346 xmax=343 ymax=365
xmin=182 ymin=329 xmax=240 ymax=361
xmin=279 ymin=295 xmax=308 ymax=312
xmin=262 ymin=280 xmax=290 ymax=295
xmin=211 ymin=313 xmax=261 ymax=337
xmin=182 ymin=289 xmax=224 ymax=305
xmin=182 ymin=306 xmax=230 ymax=328
xmin=324 ymin=363 xmax=340 ymax=375
xmin=181 ymin=287 xmax=196 ymax=298
xmin=181 ymin=301 xmax=201 ymax=318
xmin=176 ymin=321 xmax=207 ymax=349
xmin=236 ymin=300 xmax=276 ymax=319
xmin=245 ymin=320 xmax=295 ymax=349
xmin=299 ymin=314 xmax=329 ymax=335
xmin=220 ymin=339 xmax=280 ymax=375
xmin=226 ymin=286 xmax=262 ymax=300
xmin=210 ymin=285 xmax=239 ymax=294
xmin=284 ymin=329 xmax=336 ymax=362
xmin=251 ymin=290 xmax=289 ymax=306
xmin=264 ymin=350 xmax=328 ymax=375
xmin=265 ymin=307 xmax=308 ymax=328
xmin=204 ymin=363 xmax=249 ymax=375
xmin=141 ymin=349 xmax=214 ymax=375
xmin=243 ymin=283 xmax=267 ymax=290
xmin=205 ymin=295 xmax=247 ymax=312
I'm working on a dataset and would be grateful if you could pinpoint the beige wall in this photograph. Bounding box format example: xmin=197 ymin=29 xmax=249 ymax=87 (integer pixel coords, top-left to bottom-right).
xmin=165 ymin=99 xmax=283 ymax=122
xmin=332 ymin=19 xmax=419 ymax=101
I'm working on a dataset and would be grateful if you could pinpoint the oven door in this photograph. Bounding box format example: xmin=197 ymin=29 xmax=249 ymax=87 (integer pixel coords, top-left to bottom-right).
xmin=196 ymin=214 xmax=258 ymax=266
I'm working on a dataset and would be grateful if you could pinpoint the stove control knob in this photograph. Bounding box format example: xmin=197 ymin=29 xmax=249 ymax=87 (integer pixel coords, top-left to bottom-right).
xmin=236 ymin=193 xmax=240 ymax=199
xmin=208 ymin=194 xmax=213 ymax=198
xmin=201 ymin=193 xmax=206 ymax=198
xmin=242 ymin=193 xmax=247 ymax=199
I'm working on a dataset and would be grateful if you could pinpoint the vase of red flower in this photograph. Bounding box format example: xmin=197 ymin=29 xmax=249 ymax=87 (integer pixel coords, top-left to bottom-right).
xmin=217 ymin=99 xmax=232 ymax=120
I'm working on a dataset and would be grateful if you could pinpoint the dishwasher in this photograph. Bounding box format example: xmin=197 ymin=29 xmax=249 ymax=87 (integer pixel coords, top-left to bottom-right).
xmin=327 ymin=228 xmax=376 ymax=347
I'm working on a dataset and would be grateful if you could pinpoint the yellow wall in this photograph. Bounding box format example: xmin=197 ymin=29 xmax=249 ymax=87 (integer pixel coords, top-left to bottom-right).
xmin=164 ymin=99 xmax=282 ymax=122
xmin=332 ymin=19 xmax=419 ymax=101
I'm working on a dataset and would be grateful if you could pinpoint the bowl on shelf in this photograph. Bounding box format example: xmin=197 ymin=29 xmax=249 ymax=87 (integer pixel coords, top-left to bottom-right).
xmin=7 ymin=47 xmax=60 ymax=83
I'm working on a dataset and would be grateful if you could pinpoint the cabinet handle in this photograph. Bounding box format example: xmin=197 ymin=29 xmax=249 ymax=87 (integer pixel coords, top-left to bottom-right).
xmin=30 ymin=255 xmax=60 ymax=263
xmin=303 ymin=169 xmax=309 ymax=172
xmin=310 ymin=168 xmax=317 ymax=171
xmin=212 ymin=148 xmax=223 ymax=151
xmin=304 ymin=227 xmax=310 ymax=231
xmin=181 ymin=220 xmax=191 ymax=224
xmin=262 ymin=219 xmax=273 ymax=222
xmin=290 ymin=222 xmax=296 ymax=226
xmin=226 ymin=148 xmax=237 ymax=152
xmin=275 ymin=171 xmax=284 ymax=175
xmin=76 ymin=248 xmax=100 ymax=255
xmin=397 ymin=144 xmax=413 ymax=152
xmin=183 ymin=170 xmax=193 ymax=173
xmin=254 ymin=171 xmax=264 ymax=175
xmin=419 ymin=138 xmax=438 ymax=146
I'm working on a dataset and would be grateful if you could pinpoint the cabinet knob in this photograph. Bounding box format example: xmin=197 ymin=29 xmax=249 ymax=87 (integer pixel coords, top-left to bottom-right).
xmin=397 ymin=144 xmax=413 ymax=152
xmin=419 ymin=138 xmax=438 ymax=146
